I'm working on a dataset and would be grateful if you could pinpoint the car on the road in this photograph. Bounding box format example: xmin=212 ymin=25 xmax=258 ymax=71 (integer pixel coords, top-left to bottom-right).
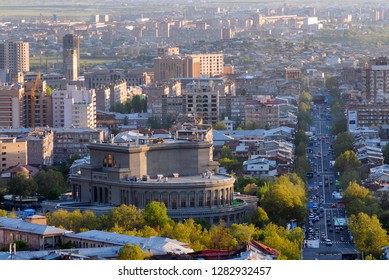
xmin=329 ymin=227 xmax=333 ymax=232
xmin=325 ymin=239 xmax=333 ymax=246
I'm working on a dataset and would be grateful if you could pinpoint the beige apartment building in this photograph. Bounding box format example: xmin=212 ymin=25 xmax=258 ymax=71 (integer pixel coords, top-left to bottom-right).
xmin=245 ymin=100 xmax=280 ymax=129
xmin=0 ymin=84 xmax=25 ymax=128
xmin=0 ymin=41 xmax=29 ymax=73
xmin=154 ymin=55 xmax=200 ymax=82
xmin=189 ymin=53 xmax=224 ymax=78
xmin=0 ymin=136 xmax=27 ymax=172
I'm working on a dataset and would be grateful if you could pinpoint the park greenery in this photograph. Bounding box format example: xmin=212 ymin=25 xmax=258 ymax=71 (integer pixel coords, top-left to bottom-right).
xmin=46 ymin=200 xmax=304 ymax=259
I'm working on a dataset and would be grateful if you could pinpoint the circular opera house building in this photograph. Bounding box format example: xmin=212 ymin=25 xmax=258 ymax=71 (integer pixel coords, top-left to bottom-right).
xmin=65 ymin=132 xmax=255 ymax=225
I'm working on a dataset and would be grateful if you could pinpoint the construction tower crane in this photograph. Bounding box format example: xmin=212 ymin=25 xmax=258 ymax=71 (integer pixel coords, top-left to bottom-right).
xmin=30 ymin=71 xmax=41 ymax=128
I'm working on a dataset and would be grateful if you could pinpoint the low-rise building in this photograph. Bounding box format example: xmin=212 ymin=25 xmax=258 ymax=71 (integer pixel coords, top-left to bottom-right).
xmin=0 ymin=136 xmax=27 ymax=172
xmin=52 ymin=127 xmax=106 ymax=164
xmin=0 ymin=216 xmax=69 ymax=250
xmin=243 ymin=158 xmax=278 ymax=178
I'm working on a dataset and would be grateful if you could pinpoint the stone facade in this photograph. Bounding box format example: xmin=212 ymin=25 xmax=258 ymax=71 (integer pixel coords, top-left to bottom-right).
xmin=69 ymin=140 xmax=249 ymax=225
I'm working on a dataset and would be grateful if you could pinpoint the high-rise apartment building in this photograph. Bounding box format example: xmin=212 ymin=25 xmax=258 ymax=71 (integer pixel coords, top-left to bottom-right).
xmin=363 ymin=57 xmax=389 ymax=104
xmin=185 ymin=80 xmax=220 ymax=125
xmin=0 ymin=41 xmax=29 ymax=74
xmin=24 ymin=80 xmax=53 ymax=128
xmin=52 ymin=85 xmax=96 ymax=129
xmin=0 ymin=84 xmax=25 ymax=128
xmin=63 ymin=34 xmax=80 ymax=81
xmin=189 ymin=53 xmax=224 ymax=78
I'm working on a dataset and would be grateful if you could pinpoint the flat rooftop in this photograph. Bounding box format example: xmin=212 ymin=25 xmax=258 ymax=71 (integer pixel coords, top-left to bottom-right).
xmin=122 ymin=173 xmax=233 ymax=184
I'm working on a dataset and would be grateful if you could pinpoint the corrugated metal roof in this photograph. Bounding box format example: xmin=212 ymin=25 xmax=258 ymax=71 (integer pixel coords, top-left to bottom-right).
xmin=0 ymin=217 xmax=69 ymax=235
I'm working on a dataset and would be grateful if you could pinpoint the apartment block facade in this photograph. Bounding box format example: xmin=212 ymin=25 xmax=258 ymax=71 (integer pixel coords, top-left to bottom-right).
xmin=0 ymin=136 xmax=27 ymax=172
xmin=0 ymin=41 xmax=29 ymax=74
xmin=154 ymin=55 xmax=200 ymax=82
xmin=52 ymin=85 xmax=96 ymax=129
xmin=0 ymin=84 xmax=25 ymax=128
xmin=245 ymin=100 xmax=280 ymax=129
xmin=363 ymin=57 xmax=389 ymax=104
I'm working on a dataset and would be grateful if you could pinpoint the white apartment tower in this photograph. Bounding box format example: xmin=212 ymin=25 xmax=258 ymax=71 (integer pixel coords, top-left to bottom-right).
xmin=52 ymin=85 xmax=96 ymax=128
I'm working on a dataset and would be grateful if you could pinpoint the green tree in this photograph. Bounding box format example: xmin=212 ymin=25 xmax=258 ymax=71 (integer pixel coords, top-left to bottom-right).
xmin=245 ymin=120 xmax=260 ymax=130
xmin=118 ymin=243 xmax=147 ymax=260
xmin=260 ymin=174 xmax=307 ymax=226
xmin=340 ymin=170 xmax=360 ymax=190
xmin=259 ymin=223 xmax=304 ymax=260
xmin=34 ymin=169 xmax=67 ymax=200
xmin=325 ymin=76 xmax=339 ymax=95
xmin=8 ymin=174 xmax=38 ymax=208
xmin=213 ymin=121 xmax=227 ymax=130
xmin=164 ymin=219 xmax=205 ymax=251
xmin=243 ymin=183 xmax=257 ymax=195
xmin=220 ymin=145 xmax=233 ymax=159
xmin=0 ymin=178 xmax=8 ymax=197
xmin=333 ymin=132 xmax=354 ymax=158
xmin=13 ymin=240 xmax=29 ymax=251
xmin=143 ymin=201 xmax=171 ymax=230
xmin=229 ymin=223 xmax=255 ymax=244
xmin=46 ymin=209 xmax=100 ymax=232
xmin=383 ymin=143 xmax=389 ymax=164
xmin=349 ymin=212 xmax=389 ymax=259
xmin=105 ymin=204 xmax=144 ymax=232
xmin=299 ymin=91 xmax=312 ymax=104
xmin=218 ymin=157 xmax=241 ymax=174
xmin=204 ymin=222 xmax=238 ymax=250
xmin=335 ymin=150 xmax=361 ymax=175
xmin=130 ymin=95 xmax=144 ymax=113
xmin=294 ymin=130 xmax=308 ymax=146
xmin=254 ymin=207 xmax=270 ymax=228
xmin=343 ymin=182 xmax=382 ymax=217
xmin=148 ymin=117 xmax=162 ymax=129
